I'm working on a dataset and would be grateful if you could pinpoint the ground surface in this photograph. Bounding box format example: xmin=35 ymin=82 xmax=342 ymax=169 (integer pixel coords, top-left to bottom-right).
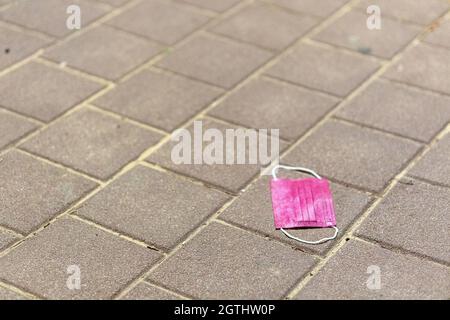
xmin=0 ymin=0 xmax=449 ymax=300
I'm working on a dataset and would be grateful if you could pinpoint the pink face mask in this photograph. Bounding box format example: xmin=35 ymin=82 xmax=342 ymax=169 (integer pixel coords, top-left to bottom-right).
xmin=270 ymin=165 xmax=339 ymax=245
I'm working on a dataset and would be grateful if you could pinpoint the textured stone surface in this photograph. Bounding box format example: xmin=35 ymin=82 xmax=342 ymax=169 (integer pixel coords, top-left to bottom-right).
xmin=220 ymin=175 xmax=371 ymax=254
xmin=357 ymin=178 xmax=450 ymax=263
xmin=96 ymin=0 xmax=129 ymax=6
xmin=425 ymin=18 xmax=450 ymax=49
xmin=147 ymin=119 xmax=286 ymax=193
xmin=148 ymin=222 xmax=317 ymax=299
xmin=211 ymin=3 xmax=317 ymax=51
xmin=44 ymin=26 xmax=162 ymax=80
xmin=0 ymin=26 xmax=50 ymax=70
xmin=0 ymin=62 xmax=104 ymax=122
xmin=157 ymin=34 xmax=273 ymax=88
xmin=108 ymin=0 xmax=210 ymax=45
xmin=209 ymin=78 xmax=339 ymax=141
xmin=0 ymin=217 xmax=161 ymax=299
xmin=270 ymin=0 xmax=349 ymax=18
xmin=314 ymin=10 xmax=421 ymax=58
xmin=409 ymin=134 xmax=450 ymax=186
xmin=177 ymin=0 xmax=241 ymax=12
xmin=384 ymin=43 xmax=450 ymax=95
xmin=337 ymin=79 xmax=450 ymax=142
xmin=21 ymin=108 xmax=163 ymax=180
xmin=0 ymin=229 xmax=18 ymax=251
xmin=0 ymin=150 xmax=97 ymax=234
xmin=357 ymin=0 xmax=449 ymax=25
xmin=296 ymin=239 xmax=450 ymax=299
xmin=122 ymin=282 xmax=181 ymax=300
xmin=0 ymin=110 xmax=37 ymax=149
xmin=282 ymin=120 xmax=421 ymax=192
xmin=76 ymin=166 xmax=229 ymax=250
xmin=0 ymin=0 xmax=107 ymax=37
xmin=94 ymin=69 xmax=223 ymax=132
xmin=266 ymin=43 xmax=380 ymax=97
xmin=0 ymin=286 xmax=27 ymax=300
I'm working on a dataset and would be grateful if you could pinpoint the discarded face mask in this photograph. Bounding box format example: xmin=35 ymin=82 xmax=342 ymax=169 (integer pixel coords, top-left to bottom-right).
xmin=270 ymin=165 xmax=338 ymax=245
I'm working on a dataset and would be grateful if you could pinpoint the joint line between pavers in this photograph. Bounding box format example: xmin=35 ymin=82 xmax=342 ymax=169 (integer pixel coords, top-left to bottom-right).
xmin=0 ymin=279 xmax=41 ymax=300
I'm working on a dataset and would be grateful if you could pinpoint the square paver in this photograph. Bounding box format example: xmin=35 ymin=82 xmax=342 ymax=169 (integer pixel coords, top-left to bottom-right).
xmin=157 ymin=34 xmax=273 ymax=89
xmin=0 ymin=229 xmax=18 ymax=251
xmin=357 ymin=178 xmax=450 ymax=264
xmin=314 ymin=10 xmax=421 ymax=58
xmin=282 ymin=120 xmax=421 ymax=192
xmin=94 ymin=69 xmax=223 ymax=132
xmin=0 ymin=110 xmax=37 ymax=149
xmin=384 ymin=43 xmax=450 ymax=95
xmin=44 ymin=26 xmax=162 ymax=80
xmin=21 ymin=108 xmax=163 ymax=180
xmin=210 ymin=3 xmax=318 ymax=51
xmin=148 ymin=222 xmax=317 ymax=299
xmin=76 ymin=165 xmax=229 ymax=250
xmin=108 ymin=0 xmax=210 ymax=45
xmin=0 ymin=62 xmax=104 ymax=122
xmin=0 ymin=286 xmax=27 ymax=300
xmin=0 ymin=217 xmax=161 ymax=299
xmin=176 ymin=0 xmax=241 ymax=12
xmin=296 ymin=239 xmax=450 ymax=299
xmin=357 ymin=0 xmax=449 ymax=25
xmin=147 ymin=118 xmax=286 ymax=193
xmin=0 ymin=150 xmax=97 ymax=234
xmin=0 ymin=0 xmax=108 ymax=37
xmin=266 ymin=43 xmax=380 ymax=97
xmin=122 ymin=282 xmax=181 ymax=300
xmin=425 ymin=18 xmax=450 ymax=49
xmin=336 ymin=79 xmax=450 ymax=142
xmin=269 ymin=0 xmax=349 ymax=18
xmin=209 ymin=77 xmax=339 ymax=141
xmin=220 ymin=175 xmax=371 ymax=254
xmin=409 ymin=134 xmax=450 ymax=187
xmin=0 ymin=26 xmax=50 ymax=70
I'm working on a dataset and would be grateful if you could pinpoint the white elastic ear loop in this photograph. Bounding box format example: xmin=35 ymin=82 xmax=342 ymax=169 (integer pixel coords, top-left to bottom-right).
xmin=272 ymin=164 xmax=339 ymax=245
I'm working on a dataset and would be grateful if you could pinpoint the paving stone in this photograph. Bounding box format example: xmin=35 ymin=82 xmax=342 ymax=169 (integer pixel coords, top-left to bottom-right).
xmin=0 ymin=0 xmax=107 ymax=38
xmin=357 ymin=178 xmax=450 ymax=263
xmin=337 ymin=79 xmax=450 ymax=142
xmin=0 ymin=229 xmax=18 ymax=251
xmin=266 ymin=43 xmax=380 ymax=97
xmin=44 ymin=26 xmax=162 ymax=80
xmin=108 ymin=0 xmax=209 ymax=45
xmin=0 ymin=287 xmax=27 ymax=300
xmin=157 ymin=34 xmax=273 ymax=89
xmin=177 ymin=0 xmax=241 ymax=12
xmin=94 ymin=69 xmax=223 ymax=132
xmin=269 ymin=0 xmax=349 ymax=18
xmin=148 ymin=222 xmax=317 ymax=299
xmin=0 ymin=150 xmax=97 ymax=234
xmin=209 ymin=78 xmax=339 ymax=141
xmin=357 ymin=0 xmax=449 ymax=25
xmin=122 ymin=282 xmax=180 ymax=300
xmin=0 ymin=217 xmax=161 ymax=299
xmin=147 ymin=119 xmax=286 ymax=193
xmin=384 ymin=43 xmax=450 ymax=95
xmin=96 ymin=0 xmax=129 ymax=6
xmin=314 ymin=10 xmax=421 ymax=58
xmin=296 ymin=239 xmax=450 ymax=299
xmin=220 ymin=175 xmax=370 ymax=254
xmin=76 ymin=166 xmax=229 ymax=250
xmin=0 ymin=110 xmax=37 ymax=149
xmin=0 ymin=62 xmax=104 ymax=122
xmin=425 ymin=18 xmax=450 ymax=49
xmin=21 ymin=108 xmax=163 ymax=180
xmin=211 ymin=3 xmax=318 ymax=51
xmin=0 ymin=26 xmax=50 ymax=70
xmin=409 ymin=134 xmax=450 ymax=187
xmin=282 ymin=120 xmax=421 ymax=192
